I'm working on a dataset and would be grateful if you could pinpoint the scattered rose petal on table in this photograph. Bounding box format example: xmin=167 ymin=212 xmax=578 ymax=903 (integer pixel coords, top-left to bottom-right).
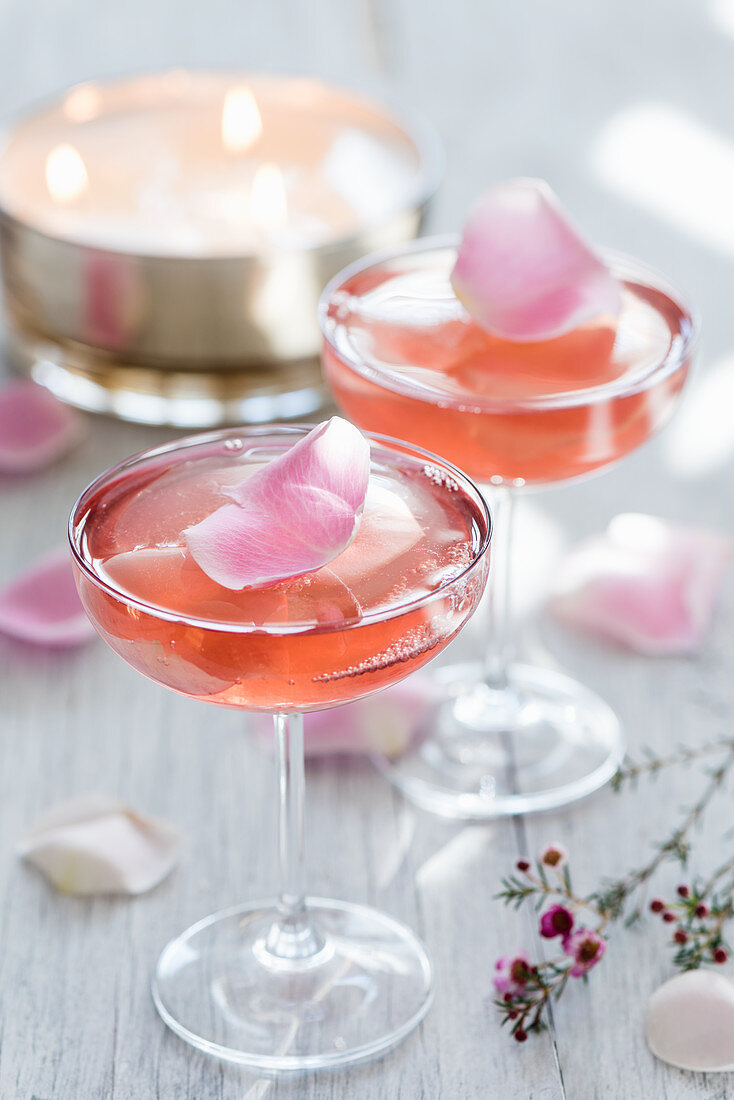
xmin=185 ymin=417 xmax=370 ymax=590
xmin=0 ymin=379 xmax=82 ymax=473
xmin=0 ymin=548 xmax=96 ymax=647
xmin=646 ymin=969 xmax=734 ymax=1071
xmin=548 ymin=514 xmax=732 ymax=655
xmin=451 ymin=178 xmax=621 ymax=341
xmin=19 ymin=794 xmax=180 ymax=896
xmin=253 ymin=677 xmax=440 ymax=759
xmin=305 ymin=678 xmax=440 ymax=758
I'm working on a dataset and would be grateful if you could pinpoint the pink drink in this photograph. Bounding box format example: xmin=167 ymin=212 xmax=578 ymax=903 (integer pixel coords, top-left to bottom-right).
xmin=71 ymin=429 xmax=489 ymax=712
xmin=321 ymin=242 xmax=696 ymax=485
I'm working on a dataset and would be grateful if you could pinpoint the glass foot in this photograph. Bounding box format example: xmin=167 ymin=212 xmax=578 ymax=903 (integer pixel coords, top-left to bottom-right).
xmin=372 ymin=662 xmax=624 ymax=819
xmin=152 ymin=898 xmax=433 ymax=1071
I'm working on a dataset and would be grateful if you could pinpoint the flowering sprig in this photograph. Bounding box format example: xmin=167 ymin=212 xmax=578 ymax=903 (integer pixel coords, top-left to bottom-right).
xmin=610 ymin=737 xmax=734 ymax=791
xmin=495 ymin=847 xmax=608 ymax=1040
xmin=594 ymin=750 xmax=734 ymax=924
xmin=649 ymin=871 xmax=733 ymax=970
xmin=494 ymin=738 xmax=734 ymax=1042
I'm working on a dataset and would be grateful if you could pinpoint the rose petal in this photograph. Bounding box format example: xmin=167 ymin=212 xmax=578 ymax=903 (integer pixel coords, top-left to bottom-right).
xmin=306 ymin=677 xmax=440 ymax=758
xmin=0 ymin=548 xmax=96 ymax=647
xmin=0 ymin=379 xmax=82 ymax=473
xmin=646 ymin=969 xmax=734 ymax=1072
xmin=549 ymin=514 xmax=731 ymax=655
xmin=185 ymin=417 xmax=370 ymax=590
xmin=18 ymin=794 xmax=179 ymax=896
xmin=451 ymin=178 xmax=621 ymax=341
xmin=252 ymin=676 xmax=440 ymax=758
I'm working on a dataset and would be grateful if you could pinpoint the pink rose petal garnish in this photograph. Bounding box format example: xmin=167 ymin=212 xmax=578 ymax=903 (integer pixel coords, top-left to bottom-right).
xmin=0 ymin=548 xmax=95 ymax=647
xmin=185 ymin=417 xmax=370 ymax=590
xmin=451 ymin=178 xmax=621 ymax=342
xmin=549 ymin=514 xmax=731 ymax=655
xmin=0 ymin=379 xmax=82 ymax=473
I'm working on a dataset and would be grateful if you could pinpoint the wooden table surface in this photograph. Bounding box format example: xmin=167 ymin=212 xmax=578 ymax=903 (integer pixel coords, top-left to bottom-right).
xmin=2 ymin=1 xmax=734 ymax=1097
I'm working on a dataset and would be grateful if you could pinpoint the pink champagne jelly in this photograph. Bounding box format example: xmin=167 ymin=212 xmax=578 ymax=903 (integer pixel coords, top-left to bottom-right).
xmin=321 ymin=243 xmax=696 ymax=484
xmin=71 ymin=431 xmax=489 ymax=711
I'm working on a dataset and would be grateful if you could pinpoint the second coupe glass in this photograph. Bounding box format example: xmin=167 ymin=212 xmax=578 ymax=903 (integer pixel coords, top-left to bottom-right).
xmin=320 ymin=236 xmax=698 ymax=819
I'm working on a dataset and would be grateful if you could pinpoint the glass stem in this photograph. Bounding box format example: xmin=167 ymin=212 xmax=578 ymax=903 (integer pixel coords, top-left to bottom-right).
xmin=482 ymin=485 xmax=516 ymax=688
xmin=265 ymin=712 xmax=324 ymax=961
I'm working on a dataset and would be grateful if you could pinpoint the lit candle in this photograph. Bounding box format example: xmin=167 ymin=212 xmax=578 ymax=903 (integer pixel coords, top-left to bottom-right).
xmin=0 ymin=71 xmax=441 ymax=425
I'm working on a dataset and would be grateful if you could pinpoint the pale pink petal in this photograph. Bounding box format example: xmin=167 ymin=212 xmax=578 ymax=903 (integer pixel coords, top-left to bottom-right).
xmin=0 ymin=549 xmax=95 ymax=647
xmin=19 ymin=794 xmax=179 ymax=896
xmin=252 ymin=677 xmax=440 ymax=758
xmin=549 ymin=514 xmax=731 ymax=655
xmin=185 ymin=417 xmax=370 ymax=590
xmin=0 ymin=379 xmax=82 ymax=473
xmin=451 ymin=178 xmax=621 ymax=341
xmin=647 ymin=970 xmax=734 ymax=1072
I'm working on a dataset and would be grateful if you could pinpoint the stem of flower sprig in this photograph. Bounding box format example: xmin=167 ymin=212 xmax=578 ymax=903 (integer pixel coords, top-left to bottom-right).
xmin=611 ymin=737 xmax=734 ymax=791
xmin=595 ymin=750 xmax=734 ymax=924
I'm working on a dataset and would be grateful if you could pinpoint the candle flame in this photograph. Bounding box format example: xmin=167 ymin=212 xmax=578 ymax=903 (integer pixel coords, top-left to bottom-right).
xmin=45 ymin=144 xmax=89 ymax=203
xmin=221 ymin=87 xmax=263 ymax=154
xmin=63 ymin=83 xmax=102 ymax=123
xmin=249 ymin=163 xmax=287 ymax=230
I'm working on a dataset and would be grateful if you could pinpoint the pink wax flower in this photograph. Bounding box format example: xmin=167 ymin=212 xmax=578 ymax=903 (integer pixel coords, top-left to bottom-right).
xmin=539 ymin=905 xmax=574 ymax=940
xmin=185 ymin=417 xmax=370 ymax=590
xmin=563 ymin=928 xmax=607 ymax=977
xmin=0 ymin=379 xmax=82 ymax=474
xmin=539 ymin=842 xmax=569 ymax=870
xmin=451 ymin=178 xmax=620 ymax=342
xmin=494 ymin=953 xmax=533 ymax=995
xmin=549 ymin=514 xmax=731 ymax=656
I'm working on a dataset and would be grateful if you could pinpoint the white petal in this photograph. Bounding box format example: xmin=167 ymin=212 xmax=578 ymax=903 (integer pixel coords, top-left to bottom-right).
xmin=646 ymin=969 xmax=734 ymax=1072
xmin=19 ymin=794 xmax=179 ymax=896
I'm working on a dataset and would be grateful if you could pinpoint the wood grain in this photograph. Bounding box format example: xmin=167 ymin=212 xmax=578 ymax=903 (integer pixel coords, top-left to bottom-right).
xmin=1 ymin=0 xmax=733 ymax=1095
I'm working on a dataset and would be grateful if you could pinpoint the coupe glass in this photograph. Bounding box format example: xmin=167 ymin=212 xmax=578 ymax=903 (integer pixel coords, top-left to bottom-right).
xmin=69 ymin=425 xmax=490 ymax=1070
xmin=320 ymin=236 xmax=698 ymax=819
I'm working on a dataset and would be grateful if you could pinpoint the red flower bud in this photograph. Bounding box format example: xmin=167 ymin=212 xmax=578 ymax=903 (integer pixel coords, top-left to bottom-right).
xmin=674 ymin=930 xmax=688 ymax=945
xmin=677 ymin=885 xmax=689 ymax=898
xmin=714 ymin=948 xmax=728 ymax=964
xmin=514 ymin=1029 xmax=528 ymax=1042
xmin=695 ymin=904 xmax=708 ymax=918
xmin=516 ymin=860 xmax=530 ymax=873
xmin=650 ymin=899 xmax=665 ymax=913
xmin=662 ymin=912 xmax=676 ymax=923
